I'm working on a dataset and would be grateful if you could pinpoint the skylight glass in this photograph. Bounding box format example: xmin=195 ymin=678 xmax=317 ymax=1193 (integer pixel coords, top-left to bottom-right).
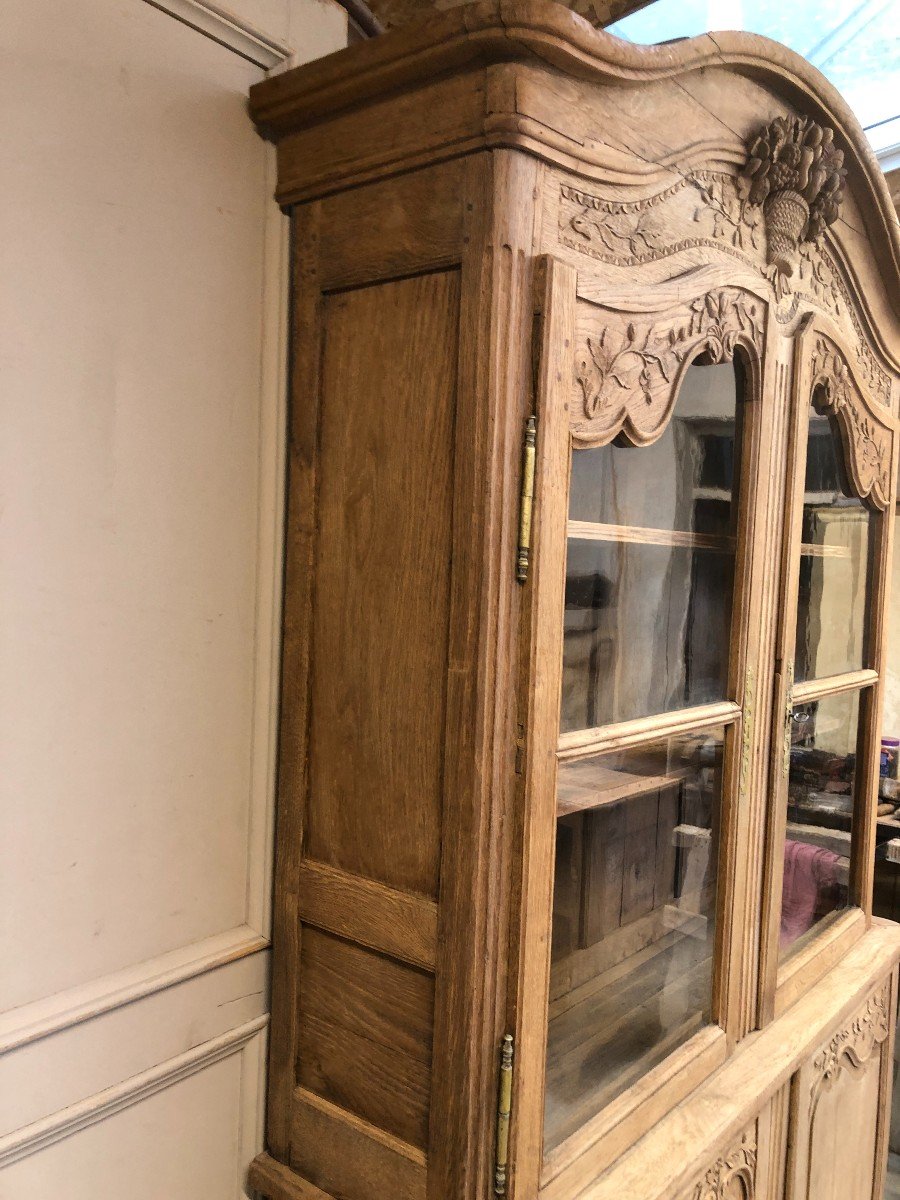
xmin=606 ymin=0 xmax=900 ymax=160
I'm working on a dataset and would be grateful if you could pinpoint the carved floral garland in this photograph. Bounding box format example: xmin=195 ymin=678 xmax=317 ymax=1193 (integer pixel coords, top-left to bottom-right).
xmin=557 ymin=114 xmax=893 ymax=410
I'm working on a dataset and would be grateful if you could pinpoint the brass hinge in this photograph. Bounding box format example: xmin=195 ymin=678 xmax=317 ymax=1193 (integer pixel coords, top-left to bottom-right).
xmin=494 ymin=1034 xmax=514 ymax=1196
xmin=516 ymin=418 xmax=537 ymax=584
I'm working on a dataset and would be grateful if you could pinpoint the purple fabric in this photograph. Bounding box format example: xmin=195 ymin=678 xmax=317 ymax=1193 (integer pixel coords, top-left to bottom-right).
xmin=780 ymin=839 xmax=842 ymax=948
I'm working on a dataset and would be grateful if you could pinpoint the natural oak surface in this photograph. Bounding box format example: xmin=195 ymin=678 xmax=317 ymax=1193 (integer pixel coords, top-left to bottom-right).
xmin=247 ymin=4 xmax=900 ymax=1200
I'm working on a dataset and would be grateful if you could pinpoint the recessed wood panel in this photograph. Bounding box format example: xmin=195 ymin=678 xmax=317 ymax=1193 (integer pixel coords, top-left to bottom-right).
xmin=290 ymin=1089 xmax=426 ymax=1200
xmin=308 ymin=271 xmax=459 ymax=897
xmin=297 ymin=928 xmax=434 ymax=1147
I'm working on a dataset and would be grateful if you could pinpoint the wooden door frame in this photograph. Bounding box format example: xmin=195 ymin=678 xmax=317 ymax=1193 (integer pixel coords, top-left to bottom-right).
xmin=757 ymin=312 xmax=900 ymax=1025
xmin=508 ymin=257 xmax=779 ymax=1199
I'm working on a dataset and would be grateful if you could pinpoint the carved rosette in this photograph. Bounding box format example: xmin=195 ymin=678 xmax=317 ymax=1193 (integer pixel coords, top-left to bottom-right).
xmin=689 ymin=1128 xmax=757 ymax=1200
xmin=573 ymin=288 xmax=762 ymax=446
xmin=812 ymin=983 xmax=891 ymax=1094
xmin=739 ymin=116 xmax=845 ymax=280
xmin=809 ymin=335 xmax=893 ymax=509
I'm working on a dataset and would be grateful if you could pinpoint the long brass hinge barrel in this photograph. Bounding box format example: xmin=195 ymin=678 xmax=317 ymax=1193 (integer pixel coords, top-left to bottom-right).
xmin=516 ymin=418 xmax=537 ymax=584
xmin=494 ymin=1034 xmax=514 ymax=1195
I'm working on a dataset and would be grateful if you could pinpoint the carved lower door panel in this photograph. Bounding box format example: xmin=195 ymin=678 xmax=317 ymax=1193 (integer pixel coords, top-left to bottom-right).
xmin=675 ymin=1082 xmax=790 ymax=1200
xmin=786 ymin=970 xmax=898 ymax=1200
xmin=678 ymin=1124 xmax=759 ymax=1200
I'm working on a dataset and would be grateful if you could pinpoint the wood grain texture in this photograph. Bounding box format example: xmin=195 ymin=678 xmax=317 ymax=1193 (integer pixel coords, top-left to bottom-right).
xmin=248 ymin=1152 xmax=334 ymax=1200
xmin=297 ymin=861 xmax=438 ymax=970
xmin=290 ymin=1088 xmax=426 ymax=1200
xmin=317 ymin=161 xmax=466 ymax=291
xmin=296 ymin=929 xmax=434 ymax=1148
xmin=507 ymin=254 xmax=577 ymax=1200
xmin=427 ymin=149 xmax=540 ymax=1200
xmin=264 ymin=206 xmax=325 ymax=1161
xmin=308 ymin=270 xmax=459 ymax=897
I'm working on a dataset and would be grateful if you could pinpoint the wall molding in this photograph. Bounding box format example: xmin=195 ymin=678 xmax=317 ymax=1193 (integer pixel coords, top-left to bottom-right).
xmin=0 ymin=924 xmax=267 ymax=1056
xmin=142 ymin=0 xmax=292 ymax=67
xmin=245 ymin=149 xmax=290 ymax=941
xmin=0 ymin=1015 xmax=268 ymax=1168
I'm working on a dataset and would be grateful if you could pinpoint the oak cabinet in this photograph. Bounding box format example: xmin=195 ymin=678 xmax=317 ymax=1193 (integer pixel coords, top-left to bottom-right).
xmin=245 ymin=4 xmax=900 ymax=1198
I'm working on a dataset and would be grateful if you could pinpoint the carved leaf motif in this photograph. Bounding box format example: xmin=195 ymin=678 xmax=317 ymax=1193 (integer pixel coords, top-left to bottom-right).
xmin=573 ymin=288 xmax=762 ymax=445
xmin=558 ymin=170 xmax=892 ymax=411
xmin=689 ymin=1129 xmax=757 ymax=1200
xmin=809 ymin=336 xmax=892 ymax=509
xmin=811 ymin=980 xmax=891 ymax=1100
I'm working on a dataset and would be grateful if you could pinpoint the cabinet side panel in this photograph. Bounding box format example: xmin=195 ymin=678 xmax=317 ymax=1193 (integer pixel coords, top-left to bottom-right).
xmin=308 ymin=271 xmax=459 ymax=897
xmin=296 ymin=929 xmax=434 ymax=1148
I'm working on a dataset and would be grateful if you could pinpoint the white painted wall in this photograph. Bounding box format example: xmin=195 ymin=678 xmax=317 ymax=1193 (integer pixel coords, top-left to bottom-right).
xmin=0 ymin=1 xmax=347 ymax=1194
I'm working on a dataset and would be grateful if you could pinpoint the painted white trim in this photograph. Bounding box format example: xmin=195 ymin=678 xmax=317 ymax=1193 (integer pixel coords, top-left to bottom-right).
xmin=245 ymin=149 xmax=290 ymax=941
xmin=877 ymin=143 xmax=900 ymax=174
xmin=141 ymin=0 xmax=292 ymax=67
xmin=0 ymin=1016 xmax=269 ymax=1168
xmin=0 ymin=925 xmax=267 ymax=1056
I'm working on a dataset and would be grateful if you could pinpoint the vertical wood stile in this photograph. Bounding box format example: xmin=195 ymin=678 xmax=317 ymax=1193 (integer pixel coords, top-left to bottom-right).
xmin=427 ymin=150 xmax=539 ymax=1200
xmin=265 ymin=206 xmax=324 ymax=1160
xmin=715 ymin=306 xmax=777 ymax=1042
xmin=507 ymin=254 xmax=577 ymax=1200
xmin=758 ymin=326 xmax=814 ymax=1026
xmin=853 ymin=421 xmax=899 ymax=917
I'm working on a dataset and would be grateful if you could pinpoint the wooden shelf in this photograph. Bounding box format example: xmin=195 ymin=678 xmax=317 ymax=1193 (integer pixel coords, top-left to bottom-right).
xmin=799 ymin=541 xmax=852 ymax=559
xmin=557 ymin=761 xmax=692 ymax=816
xmin=567 ymin=520 xmax=735 ymax=553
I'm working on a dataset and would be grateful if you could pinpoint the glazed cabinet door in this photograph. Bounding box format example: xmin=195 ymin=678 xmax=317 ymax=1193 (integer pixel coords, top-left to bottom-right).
xmin=511 ymin=258 xmax=772 ymax=1199
xmin=759 ymin=317 xmax=899 ymax=1022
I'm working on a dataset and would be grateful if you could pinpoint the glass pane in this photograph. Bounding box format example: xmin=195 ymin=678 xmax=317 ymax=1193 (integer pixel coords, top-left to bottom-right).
xmin=780 ymin=689 xmax=861 ymax=958
xmin=545 ymin=726 xmax=726 ymax=1153
xmin=561 ymin=360 xmax=744 ymax=733
xmin=794 ymin=407 xmax=873 ymax=684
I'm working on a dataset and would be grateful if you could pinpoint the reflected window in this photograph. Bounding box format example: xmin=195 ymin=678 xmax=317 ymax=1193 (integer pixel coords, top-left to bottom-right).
xmin=794 ymin=405 xmax=873 ymax=683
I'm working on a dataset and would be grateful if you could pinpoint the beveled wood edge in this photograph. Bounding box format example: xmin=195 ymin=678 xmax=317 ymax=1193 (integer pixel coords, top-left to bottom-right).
xmin=578 ymin=921 xmax=900 ymax=1200
xmin=297 ymin=860 xmax=438 ymax=971
xmin=248 ymin=1152 xmax=334 ymax=1200
xmin=539 ymin=1026 xmax=727 ymax=1199
xmin=871 ymin=966 xmax=898 ymax=1198
xmin=293 ymin=1086 xmax=428 ymax=1167
xmin=773 ymin=907 xmax=866 ymax=1021
xmin=557 ymin=701 xmax=741 ymax=762
xmin=246 ymin=0 xmax=900 ymax=296
xmin=790 ymin=668 xmax=879 ymax=704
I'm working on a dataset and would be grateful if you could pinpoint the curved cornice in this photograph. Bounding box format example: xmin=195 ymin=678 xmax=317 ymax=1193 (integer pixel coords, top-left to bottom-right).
xmin=249 ymin=0 xmax=900 ymax=313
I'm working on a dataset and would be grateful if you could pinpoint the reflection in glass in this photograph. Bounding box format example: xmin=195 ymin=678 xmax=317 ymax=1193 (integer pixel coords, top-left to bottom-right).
xmin=780 ymin=690 xmax=861 ymax=957
xmin=545 ymin=727 xmax=725 ymax=1153
xmin=561 ymin=361 xmax=744 ymax=733
xmin=794 ymin=406 xmax=872 ymax=684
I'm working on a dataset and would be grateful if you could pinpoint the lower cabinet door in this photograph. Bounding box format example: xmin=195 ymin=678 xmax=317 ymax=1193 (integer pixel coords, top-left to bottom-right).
xmin=675 ymin=1085 xmax=789 ymax=1200
xmin=677 ymin=1124 xmax=759 ymax=1200
xmin=786 ymin=971 xmax=897 ymax=1200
